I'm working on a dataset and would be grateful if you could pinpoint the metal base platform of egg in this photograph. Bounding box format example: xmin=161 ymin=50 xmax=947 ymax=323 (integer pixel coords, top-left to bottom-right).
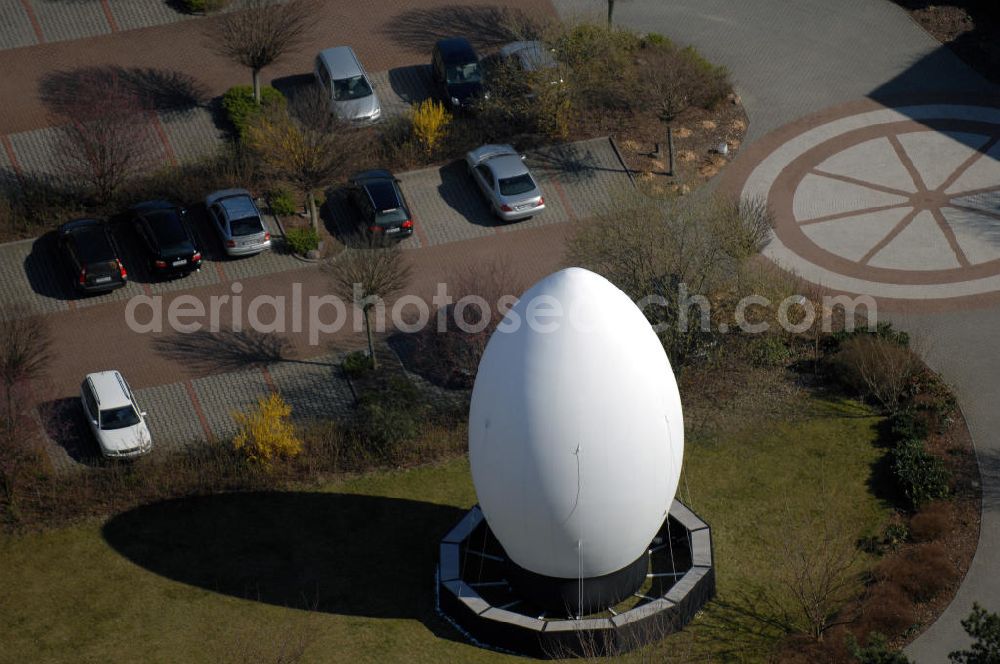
xmin=436 ymin=500 xmax=715 ymax=658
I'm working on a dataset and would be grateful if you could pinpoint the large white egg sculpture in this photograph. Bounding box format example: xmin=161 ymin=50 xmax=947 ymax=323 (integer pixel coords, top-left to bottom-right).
xmin=469 ymin=267 xmax=684 ymax=582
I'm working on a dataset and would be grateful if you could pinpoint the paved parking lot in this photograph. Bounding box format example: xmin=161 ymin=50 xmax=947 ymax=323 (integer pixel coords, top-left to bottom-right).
xmin=22 ymin=135 xmax=631 ymax=469
xmin=37 ymin=346 xmax=466 ymax=471
xmin=1 ymin=136 xmax=630 ymax=321
xmin=325 ymin=136 xmax=630 ymax=249
xmin=37 ymin=350 xmax=356 ymax=471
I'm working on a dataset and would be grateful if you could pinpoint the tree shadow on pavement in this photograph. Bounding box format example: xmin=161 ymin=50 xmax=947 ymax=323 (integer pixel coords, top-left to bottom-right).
xmin=386 ymin=65 xmax=434 ymax=105
xmin=24 ymin=232 xmax=77 ymax=303
xmin=101 ymin=491 xmax=468 ymax=640
xmin=270 ymin=74 xmax=316 ymax=110
xmin=39 ymin=66 xmax=209 ymax=118
xmin=380 ymin=4 xmax=544 ymax=55
xmin=152 ymin=329 xmax=292 ymax=374
xmin=37 ymin=397 xmax=103 ymax=465
xmin=320 ymin=186 xmax=363 ymax=245
xmin=526 ymin=143 xmax=609 ymax=183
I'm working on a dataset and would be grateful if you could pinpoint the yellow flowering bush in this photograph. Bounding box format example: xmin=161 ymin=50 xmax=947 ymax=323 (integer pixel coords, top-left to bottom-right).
xmin=232 ymin=393 xmax=302 ymax=466
xmin=411 ymin=99 xmax=451 ymax=154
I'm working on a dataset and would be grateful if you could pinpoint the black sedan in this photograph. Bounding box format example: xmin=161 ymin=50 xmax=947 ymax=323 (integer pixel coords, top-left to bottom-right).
xmin=57 ymin=218 xmax=128 ymax=293
xmin=131 ymin=200 xmax=202 ymax=277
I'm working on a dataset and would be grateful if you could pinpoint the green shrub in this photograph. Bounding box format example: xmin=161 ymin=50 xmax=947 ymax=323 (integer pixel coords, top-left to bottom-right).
xmin=746 ymin=335 xmax=790 ymax=368
xmin=284 ymin=227 xmax=319 ymax=255
xmin=912 ymin=369 xmax=958 ymax=432
xmin=268 ymin=188 xmax=297 ymax=216
xmin=221 ymin=85 xmax=286 ymax=141
xmin=641 ymin=32 xmax=672 ymax=48
xmin=882 ymin=521 xmax=909 ymax=550
xmin=557 ymin=23 xmax=642 ymax=63
xmin=847 ymin=632 xmax=911 ymax=664
xmin=352 ymin=376 xmax=428 ymax=450
xmin=888 ymin=409 xmax=929 ymax=442
xmin=892 ymin=439 xmax=950 ymax=509
xmin=950 ymin=603 xmax=1000 ymax=664
xmin=831 ymin=321 xmax=910 ymax=351
xmin=554 ymin=23 xmax=641 ymax=112
xmin=342 ymin=351 xmax=372 ymax=378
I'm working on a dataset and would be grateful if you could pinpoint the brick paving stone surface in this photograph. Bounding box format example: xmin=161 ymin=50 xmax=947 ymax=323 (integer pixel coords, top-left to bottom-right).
xmin=0 ymin=136 xmax=13 ymax=174
xmin=192 ymin=367 xmax=271 ymax=441
xmin=0 ymin=238 xmax=70 ymax=318
xmin=158 ymin=107 xmax=226 ymax=164
xmin=0 ymin=3 xmax=39 ymax=50
xmin=268 ymin=353 xmax=355 ymax=422
xmin=135 ymin=380 xmax=207 ymax=449
xmin=528 ymin=137 xmax=630 ymax=220
xmin=370 ymin=64 xmax=433 ymax=119
xmin=31 ymin=0 xmax=111 ymax=43
xmin=399 ymin=163 xmax=499 ymax=247
xmin=8 ymin=125 xmax=65 ymax=178
xmin=107 ymin=0 xmax=189 ymax=32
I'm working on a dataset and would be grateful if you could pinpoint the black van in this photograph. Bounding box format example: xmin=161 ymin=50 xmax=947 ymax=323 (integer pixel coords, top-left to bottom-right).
xmin=431 ymin=37 xmax=485 ymax=111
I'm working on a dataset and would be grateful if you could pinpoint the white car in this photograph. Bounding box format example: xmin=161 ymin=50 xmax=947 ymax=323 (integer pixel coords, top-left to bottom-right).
xmin=80 ymin=371 xmax=152 ymax=459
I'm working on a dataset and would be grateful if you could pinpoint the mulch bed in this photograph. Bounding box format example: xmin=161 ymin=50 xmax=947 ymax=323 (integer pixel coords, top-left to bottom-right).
xmin=579 ymin=93 xmax=750 ymax=197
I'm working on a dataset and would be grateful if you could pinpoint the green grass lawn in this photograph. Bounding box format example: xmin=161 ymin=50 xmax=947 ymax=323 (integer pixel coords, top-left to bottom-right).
xmin=0 ymin=397 xmax=888 ymax=664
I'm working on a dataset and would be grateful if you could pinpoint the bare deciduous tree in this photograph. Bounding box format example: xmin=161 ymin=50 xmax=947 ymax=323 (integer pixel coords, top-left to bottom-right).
xmin=246 ymin=87 xmax=350 ymax=232
xmin=415 ymin=255 xmax=523 ymax=388
xmin=0 ymin=308 xmax=52 ymax=514
xmin=639 ymin=46 xmax=731 ymax=126
xmin=565 ymin=189 xmax=768 ymax=367
xmin=777 ymin=510 xmax=864 ymax=640
xmin=834 ymin=335 xmax=921 ymax=414
xmin=52 ymin=73 xmax=158 ymax=204
xmin=211 ymin=0 xmax=316 ymax=103
xmin=326 ymin=245 xmax=411 ymax=371
xmin=1 ymin=309 xmax=52 ymax=432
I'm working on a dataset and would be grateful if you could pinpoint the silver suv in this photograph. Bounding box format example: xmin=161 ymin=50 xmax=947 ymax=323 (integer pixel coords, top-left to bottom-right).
xmin=314 ymin=46 xmax=381 ymax=124
xmin=81 ymin=371 xmax=151 ymax=458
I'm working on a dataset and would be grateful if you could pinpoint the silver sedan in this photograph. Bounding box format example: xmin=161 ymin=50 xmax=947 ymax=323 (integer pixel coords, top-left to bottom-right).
xmin=465 ymin=144 xmax=545 ymax=222
xmin=205 ymin=189 xmax=271 ymax=257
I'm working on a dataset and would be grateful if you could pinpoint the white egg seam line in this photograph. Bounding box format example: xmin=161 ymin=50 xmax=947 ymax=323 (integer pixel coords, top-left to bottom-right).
xmin=746 ymin=105 xmax=1000 ymax=299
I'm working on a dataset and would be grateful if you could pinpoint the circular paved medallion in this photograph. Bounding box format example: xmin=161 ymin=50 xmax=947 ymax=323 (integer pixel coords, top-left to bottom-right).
xmin=727 ymin=98 xmax=1000 ymax=306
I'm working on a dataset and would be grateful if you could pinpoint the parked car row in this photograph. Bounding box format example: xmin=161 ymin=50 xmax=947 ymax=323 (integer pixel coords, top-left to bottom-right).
xmin=313 ymin=38 xmax=563 ymax=122
xmin=58 ymin=188 xmax=269 ymax=294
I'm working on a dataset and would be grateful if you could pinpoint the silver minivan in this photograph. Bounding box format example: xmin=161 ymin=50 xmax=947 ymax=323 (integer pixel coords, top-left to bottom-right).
xmin=314 ymin=46 xmax=381 ymax=124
